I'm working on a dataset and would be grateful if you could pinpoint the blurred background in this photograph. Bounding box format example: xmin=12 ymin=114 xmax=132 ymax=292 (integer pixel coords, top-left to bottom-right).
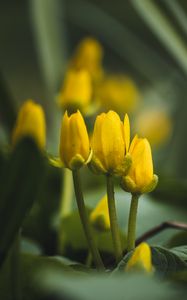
xmin=1 ymin=0 xmax=187 ymax=178
xmin=1 ymin=0 xmax=187 ymax=288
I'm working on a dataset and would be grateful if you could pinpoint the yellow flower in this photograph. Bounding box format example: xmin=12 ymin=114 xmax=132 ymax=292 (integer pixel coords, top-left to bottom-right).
xmin=90 ymin=111 xmax=131 ymax=175
xmin=135 ymin=109 xmax=172 ymax=147
xmin=90 ymin=194 xmax=110 ymax=231
xmin=97 ymin=76 xmax=140 ymax=114
xmin=121 ymin=136 xmax=158 ymax=194
xmin=70 ymin=37 xmax=104 ymax=82
xmin=58 ymin=69 xmax=92 ymax=111
xmin=12 ymin=100 xmax=46 ymax=149
xmin=59 ymin=110 xmax=91 ymax=169
xmin=125 ymin=242 xmax=153 ymax=273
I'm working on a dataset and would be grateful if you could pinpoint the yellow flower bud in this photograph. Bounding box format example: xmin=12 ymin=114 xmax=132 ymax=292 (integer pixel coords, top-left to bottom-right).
xmin=90 ymin=111 xmax=131 ymax=175
xmin=70 ymin=37 xmax=104 ymax=82
xmin=90 ymin=194 xmax=110 ymax=231
xmin=98 ymin=76 xmax=140 ymax=114
xmin=58 ymin=69 xmax=92 ymax=111
xmin=125 ymin=242 xmax=153 ymax=273
xmin=59 ymin=110 xmax=91 ymax=170
xmin=121 ymin=136 xmax=158 ymax=194
xmin=12 ymin=100 xmax=46 ymax=149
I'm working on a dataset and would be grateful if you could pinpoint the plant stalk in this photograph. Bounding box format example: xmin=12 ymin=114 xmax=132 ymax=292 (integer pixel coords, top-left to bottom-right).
xmin=72 ymin=169 xmax=104 ymax=270
xmin=127 ymin=194 xmax=139 ymax=251
xmin=106 ymin=175 xmax=122 ymax=263
xmin=60 ymin=168 xmax=73 ymax=219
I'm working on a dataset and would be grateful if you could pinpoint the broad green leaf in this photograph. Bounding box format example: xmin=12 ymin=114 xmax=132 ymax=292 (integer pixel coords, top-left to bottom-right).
xmin=151 ymin=246 xmax=187 ymax=276
xmin=0 ymin=250 xmax=14 ymax=300
xmin=170 ymin=246 xmax=187 ymax=262
xmin=22 ymin=163 xmax=61 ymax=253
xmin=0 ymin=253 xmax=82 ymax=300
xmin=38 ymin=272 xmax=176 ymax=300
xmin=116 ymin=246 xmax=187 ymax=277
xmin=21 ymin=253 xmax=86 ymax=300
xmin=54 ymin=255 xmax=90 ymax=272
xmin=0 ymin=137 xmax=46 ymax=266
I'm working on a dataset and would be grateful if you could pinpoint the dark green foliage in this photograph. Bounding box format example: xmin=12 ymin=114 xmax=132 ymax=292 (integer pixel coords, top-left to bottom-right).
xmin=0 ymin=137 xmax=46 ymax=266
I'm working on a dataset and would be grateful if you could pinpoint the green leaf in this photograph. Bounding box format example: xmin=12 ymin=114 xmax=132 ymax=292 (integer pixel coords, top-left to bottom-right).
xmin=0 ymin=248 xmax=82 ymax=300
xmin=21 ymin=253 xmax=86 ymax=300
xmin=22 ymin=163 xmax=61 ymax=253
xmin=54 ymin=255 xmax=90 ymax=272
xmin=170 ymin=246 xmax=187 ymax=262
xmin=0 ymin=137 xmax=46 ymax=266
xmin=151 ymin=246 xmax=187 ymax=276
xmin=38 ymin=272 xmax=176 ymax=300
xmin=116 ymin=246 xmax=187 ymax=277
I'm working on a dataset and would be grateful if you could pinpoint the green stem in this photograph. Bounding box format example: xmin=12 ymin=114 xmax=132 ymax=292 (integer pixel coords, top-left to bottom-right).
xmin=127 ymin=194 xmax=140 ymax=251
xmin=106 ymin=175 xmax=122 ymax=263
xmin=72 ymin=169 xmax=104 ymax=270
xmin=60 ymin=168 xmax=73 ymax=219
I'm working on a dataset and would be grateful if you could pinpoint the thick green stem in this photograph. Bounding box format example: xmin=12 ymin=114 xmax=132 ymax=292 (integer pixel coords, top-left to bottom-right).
xmin=106 ymin=175 xmax=122 ymax=263
xmin=60 ymin=168 xmax=73 ymax=219
xmin=72 ymin=169 xmax=104 ymax=270
xmin=127 ymin=194 xmax=140 ymax=251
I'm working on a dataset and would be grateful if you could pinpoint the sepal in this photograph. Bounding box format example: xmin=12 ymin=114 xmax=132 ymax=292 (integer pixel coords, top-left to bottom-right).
xmin=141 ymin=174 xmax=158 ymax=194
xmin=114 ymin=153 xmax=132 ymax=176
xmin=88 ymin=155 xmax=107 ymax=174
xmin=121 ymin=175 xmax=137 ymax=194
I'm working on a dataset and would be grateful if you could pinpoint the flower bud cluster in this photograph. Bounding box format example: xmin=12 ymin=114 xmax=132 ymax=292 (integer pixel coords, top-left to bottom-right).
xmin=59 ymin=109 xmax=158 ymax=195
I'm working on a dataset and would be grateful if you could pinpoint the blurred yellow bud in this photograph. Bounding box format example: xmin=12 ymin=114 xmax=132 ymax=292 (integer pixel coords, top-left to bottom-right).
xmin=125 ymin=243 xmax=153 ymax=273
xmin=90 ymin=111 xmax=131 ymax=175
xmin=135 ymin=109 xmax=172 ymax=147
xmin=97 ymin=76 xmax=139 ymax=114
xmin=59 ymin=110 xmax=91 ymax=170
xmin=58 ymin=69 xmax=92 ymax=111
xmin=70 ymin=37 xmax=104 ymax=82
xmin=90 ymin=194 xmax=110 ymax=231
xmin=12 ymin=100 xmax=46 ymax=149
xmin=121 ymin=136 xmax=158 ymax=194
